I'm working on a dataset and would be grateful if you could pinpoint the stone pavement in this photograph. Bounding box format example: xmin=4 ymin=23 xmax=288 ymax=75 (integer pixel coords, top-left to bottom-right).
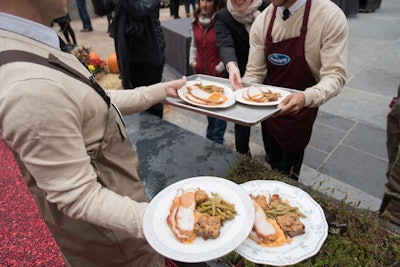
xmin=66 ymin=0 xmax=400 ymax=211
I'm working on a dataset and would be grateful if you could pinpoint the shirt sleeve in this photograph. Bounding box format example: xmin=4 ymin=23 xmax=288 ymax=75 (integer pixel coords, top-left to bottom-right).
xmin=303 ymin=9 xmax=348 ymax=107
xmin=106 ymin=82 xmax=166 ymax=115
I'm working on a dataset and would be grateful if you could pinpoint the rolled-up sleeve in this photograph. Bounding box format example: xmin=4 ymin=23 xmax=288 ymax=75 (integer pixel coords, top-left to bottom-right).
xmin=106 ymin=82 xmax=166 ymax=115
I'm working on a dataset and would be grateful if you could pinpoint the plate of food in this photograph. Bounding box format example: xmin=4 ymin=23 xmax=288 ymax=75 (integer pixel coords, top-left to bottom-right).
xmin=234 ymin=85 xmax=291 ymax=106
xmin=177 ymin=80 xmax=236 ymax=108
xmin=235 ymin=180 xmax=328 ymax=266
xmin=143 ymin=176 xmax=254 ymax=263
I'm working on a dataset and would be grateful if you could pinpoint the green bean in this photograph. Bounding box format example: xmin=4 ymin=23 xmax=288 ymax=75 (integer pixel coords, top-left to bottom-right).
xmin=196 ymin=193 xmax=237 ymax=222
xmin=265 ymin=206 xmax=306 ymax=218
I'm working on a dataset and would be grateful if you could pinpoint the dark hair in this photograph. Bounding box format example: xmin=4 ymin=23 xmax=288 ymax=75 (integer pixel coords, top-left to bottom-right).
xmin=193 ymin=0 xmax=227 ymax=17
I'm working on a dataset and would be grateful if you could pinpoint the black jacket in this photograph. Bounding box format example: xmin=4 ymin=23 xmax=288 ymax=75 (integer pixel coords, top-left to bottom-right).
xmin=215 ymin=0 xmax=270 ymax=77
xmin=111 ymin=0 xmax=165 ymax=85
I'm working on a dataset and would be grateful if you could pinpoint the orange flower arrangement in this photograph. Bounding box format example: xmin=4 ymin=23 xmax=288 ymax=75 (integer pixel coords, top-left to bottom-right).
xmin=73 ymin=46 xmax=108 ymax=76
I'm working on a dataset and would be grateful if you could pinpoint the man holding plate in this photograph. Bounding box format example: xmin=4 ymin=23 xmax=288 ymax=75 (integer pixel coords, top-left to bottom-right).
xmin=239 ymin=0 xmax=348 ymax=180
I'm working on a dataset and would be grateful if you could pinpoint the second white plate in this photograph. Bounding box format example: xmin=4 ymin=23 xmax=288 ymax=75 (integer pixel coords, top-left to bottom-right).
xmin=235 ymin=86 xmax=291 ymax=106
xmin=236 ymin=180 xmax=328 ymax=266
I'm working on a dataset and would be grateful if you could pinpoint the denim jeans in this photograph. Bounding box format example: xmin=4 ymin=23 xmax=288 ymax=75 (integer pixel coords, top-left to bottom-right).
xmin=76 ymin=0 xmax=93 ymax=30
xmin=206 ymin=117 xmax=227 ymax=145
xmin=185 ymin=0 xmax=196 ymax=14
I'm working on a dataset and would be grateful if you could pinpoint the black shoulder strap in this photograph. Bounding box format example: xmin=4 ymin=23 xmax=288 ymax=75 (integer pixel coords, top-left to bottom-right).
xmin=0 ymin=50 xmax=110 ymax=108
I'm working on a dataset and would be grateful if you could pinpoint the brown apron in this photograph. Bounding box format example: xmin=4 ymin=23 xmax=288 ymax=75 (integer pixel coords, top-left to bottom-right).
xmin=0 ymin=51 xmax=163 ymax=267
xmin=265 ymin=0 xmax=318 ymax=153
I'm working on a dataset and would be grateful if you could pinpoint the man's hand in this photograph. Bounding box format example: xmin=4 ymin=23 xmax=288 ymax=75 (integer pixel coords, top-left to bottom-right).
xmin=163 ymin=76 xmax=187 ymax=98
xmin=274 ymin=92 xmax=306 ymax=117
xmin=226 ymin=62 xmax=242 ymax=90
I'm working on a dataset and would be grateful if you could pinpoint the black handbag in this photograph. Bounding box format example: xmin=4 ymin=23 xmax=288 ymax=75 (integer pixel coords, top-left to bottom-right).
xmin=91 ymin=0 xmax=115 ymax=16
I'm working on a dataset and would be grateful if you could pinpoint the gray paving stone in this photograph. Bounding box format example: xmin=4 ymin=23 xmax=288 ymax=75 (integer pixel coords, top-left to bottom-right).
xmin=309 ymin=121 xmax=346 ymax=153
xmin=299 ymin=166 xmax=381 ymax=210
xmin=303 ymin=146 xmax=328 ymax=170
xmin=342 ymin=122 xmax=388 ymax=159
xmin=320 ymin=145 xmax=387 ymax=198
xmin=346 ymin=66 xmax=400 ymax=97
xmin=346 ymin=39 xmax=379 ymax=77
xmin=320 ymin=87 xmax=389 ymax=130
xmin=314 ymin=111 xmax=355 ymax=132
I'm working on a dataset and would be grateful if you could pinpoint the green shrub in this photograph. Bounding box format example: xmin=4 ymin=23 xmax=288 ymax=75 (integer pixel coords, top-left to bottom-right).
xmin=218 ymin=156 xmax=400 ymax=267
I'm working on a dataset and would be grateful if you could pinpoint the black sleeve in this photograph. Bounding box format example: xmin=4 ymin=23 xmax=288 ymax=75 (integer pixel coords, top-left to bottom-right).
xmin=215 ymin=9 xmax=238 ymax=67
xmin=120 ymin=0 xmax=160 ymax=20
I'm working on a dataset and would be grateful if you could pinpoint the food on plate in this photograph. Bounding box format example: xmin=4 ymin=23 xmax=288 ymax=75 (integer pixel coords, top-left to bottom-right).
xmin=264 ymin=193 xmax=306 ymax=220
xmin=166 ymin=188 xmax=237 ymax=243
xmin=242 ymin=85 xmax=282 ymax=103
xmin=183 ymin=83 xmax=228 ymax=106
xmin=196 ymin=192 xmax=237 ymax=221
xmin=166 ymin=188 xmax=197 ymax=243
xmin=248 ymin=194 xmax=306 ymax=247
xmin=266 ymin=194 xmax=306 ymax=237
xmin=194 ymin=189 xmax=209 ymax=203
xmin=194 ymin=213 xmax=221 ymax=240
xmin=276 ymin=213 xmax=305 ymax=237
xmin=249 ymin=196 xmax=287 ymax=247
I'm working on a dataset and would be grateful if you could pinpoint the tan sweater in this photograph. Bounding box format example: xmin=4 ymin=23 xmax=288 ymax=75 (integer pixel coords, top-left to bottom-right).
xmin=0 ymin=29 xmax=165 ymax=266
xmin=242 ymin=0 xmax=348 ymax=107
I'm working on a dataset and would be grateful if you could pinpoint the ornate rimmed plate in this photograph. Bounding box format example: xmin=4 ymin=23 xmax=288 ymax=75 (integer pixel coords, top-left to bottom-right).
xmin=236 ymin=180 xmax=328 ymax=266
xmin=177 ymin=80 xmax=236 ymax=108
xmin=143 ymin=176 xmax=255 ymax=263
xmin=234 ymin=86 xmax=291 ymax=106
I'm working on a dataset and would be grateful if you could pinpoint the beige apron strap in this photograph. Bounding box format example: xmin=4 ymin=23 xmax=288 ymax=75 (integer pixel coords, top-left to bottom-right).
xmin=0 ymin=50 xmax=110 ymax=108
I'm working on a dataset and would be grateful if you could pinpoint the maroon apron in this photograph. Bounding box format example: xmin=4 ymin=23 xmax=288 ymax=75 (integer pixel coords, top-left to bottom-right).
xmin=265 ymin=0 xmax=318 ymax=153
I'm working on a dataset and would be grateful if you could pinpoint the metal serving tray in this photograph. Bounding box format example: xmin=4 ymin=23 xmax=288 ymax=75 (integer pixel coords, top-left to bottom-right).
xmin=165 ymin=74 xmax=283 ymax=126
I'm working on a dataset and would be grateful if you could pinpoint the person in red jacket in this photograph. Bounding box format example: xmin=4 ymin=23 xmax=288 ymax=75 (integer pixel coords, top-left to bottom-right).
xmin=189 ymin=0 xmax=227 ymax=144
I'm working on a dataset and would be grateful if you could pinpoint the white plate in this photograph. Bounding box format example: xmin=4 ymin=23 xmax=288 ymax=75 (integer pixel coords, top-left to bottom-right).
xmin=143 ymin=176 xmax=255 ymax=263
xmin=234 ymin=86 xmax=291 ymax=106
xmin=236 ymin=180 xmax=328 ymax=266
xmin=178 ymin=80 xmax=236 ymax=108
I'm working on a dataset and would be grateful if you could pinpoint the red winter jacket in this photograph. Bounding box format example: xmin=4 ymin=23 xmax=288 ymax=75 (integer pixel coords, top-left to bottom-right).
xmin=192 ymin=19 xmax=222 ymax=77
